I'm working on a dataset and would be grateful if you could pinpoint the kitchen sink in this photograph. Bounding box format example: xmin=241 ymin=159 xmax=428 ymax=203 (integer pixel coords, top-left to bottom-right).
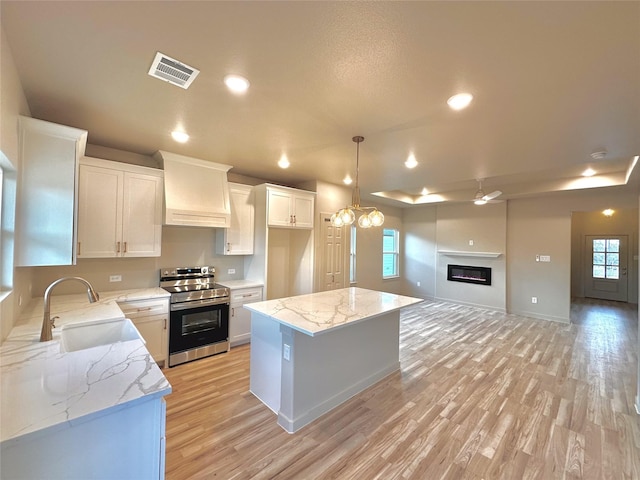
xmin=60 ymin=318 xmax=143 ymax=353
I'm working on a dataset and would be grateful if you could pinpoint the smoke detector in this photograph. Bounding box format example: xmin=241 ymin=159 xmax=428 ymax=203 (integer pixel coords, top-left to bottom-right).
xmin=148 ymin=52 xmax=199 ymax=89
xmin=590 ymin=148 xmax=607 ymax=160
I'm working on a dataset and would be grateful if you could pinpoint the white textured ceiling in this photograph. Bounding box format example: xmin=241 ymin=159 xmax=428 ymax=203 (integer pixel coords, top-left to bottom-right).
xmin=2 ymin=1 xmax=639 ymax=205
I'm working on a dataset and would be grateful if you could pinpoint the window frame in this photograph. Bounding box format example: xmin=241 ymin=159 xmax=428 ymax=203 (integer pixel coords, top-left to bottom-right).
xmin=349 ymin=224 xmax=357 ymax=284
xmin=382 ymin=228 xmax=399 ymax=279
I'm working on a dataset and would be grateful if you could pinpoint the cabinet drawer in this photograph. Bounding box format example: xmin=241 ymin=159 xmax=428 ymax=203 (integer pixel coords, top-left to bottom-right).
xmin=230 ymin=288 xmax=263 ymax=304
xmin=118 ymin=298 xmax=169 ymax=318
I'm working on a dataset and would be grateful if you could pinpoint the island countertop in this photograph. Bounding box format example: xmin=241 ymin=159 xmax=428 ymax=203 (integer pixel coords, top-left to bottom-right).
xmin=244 ymin=287 xmax=423 ymax=336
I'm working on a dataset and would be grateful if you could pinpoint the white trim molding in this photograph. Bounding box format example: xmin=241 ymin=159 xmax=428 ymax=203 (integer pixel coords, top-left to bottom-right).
xmin=438 ymin=250 xmax=502 ymax=258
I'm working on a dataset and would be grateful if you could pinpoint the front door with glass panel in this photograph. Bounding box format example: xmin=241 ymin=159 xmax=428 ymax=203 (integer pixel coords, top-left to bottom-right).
xmin=584 ymin=235 xmax=628 ymax=302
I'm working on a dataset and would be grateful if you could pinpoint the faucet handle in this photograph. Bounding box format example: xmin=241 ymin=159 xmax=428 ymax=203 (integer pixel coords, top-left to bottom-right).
xmin=51 ymin=316 xmax=59 ymax=328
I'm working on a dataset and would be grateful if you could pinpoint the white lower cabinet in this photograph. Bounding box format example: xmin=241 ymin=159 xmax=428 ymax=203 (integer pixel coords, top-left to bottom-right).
xmin=0 ymin=397 xmax=167 ymax=479
xmin=118 ymin=297 xmax=169 ymax=366
xmin=229 ymin=286 xmax=263 ymax=346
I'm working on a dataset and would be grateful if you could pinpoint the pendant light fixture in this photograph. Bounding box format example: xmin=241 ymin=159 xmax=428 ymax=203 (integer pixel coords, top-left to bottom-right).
xmin=330 ymin=136 xmax=384 ymax=229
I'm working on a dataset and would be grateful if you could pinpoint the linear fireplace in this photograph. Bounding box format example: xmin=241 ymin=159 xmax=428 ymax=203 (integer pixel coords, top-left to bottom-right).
xmin=447 ymin=264 xmax=492 ymax=286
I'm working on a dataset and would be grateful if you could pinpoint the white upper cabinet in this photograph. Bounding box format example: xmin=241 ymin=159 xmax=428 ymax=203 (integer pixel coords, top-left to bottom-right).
xmin=216 ymin=183 xmax=255 ymax=255
xmin=77 ymin=157 xmax=163 ymax=258
xmin=15 ymin=116 xmax=88 ymax=266
xmin=266 ymin=185 xmax=314 ymax=229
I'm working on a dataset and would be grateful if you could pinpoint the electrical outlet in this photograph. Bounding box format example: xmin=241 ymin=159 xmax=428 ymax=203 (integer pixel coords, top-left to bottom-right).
xmin=531 ymin=296 xmax=538 ymax=304
xmin=283 ymin=344 xmax=291 ymax=361
xmin=539 ymin=255 xmax=551 ymax=262
xmin=228 ymin=268 xmax=236 ymax=275
xmin=469 ymin=240 xmax=474 ymax=246
xmin=109 ymin=275 xmax=122 ymax=282
xmin=417 ymin=281 xmax=421 ymax=287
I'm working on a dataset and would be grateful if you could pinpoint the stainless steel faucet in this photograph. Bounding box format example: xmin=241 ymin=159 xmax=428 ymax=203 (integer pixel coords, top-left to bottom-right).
xmin=40 ymin=277 xmax=100 ymax=342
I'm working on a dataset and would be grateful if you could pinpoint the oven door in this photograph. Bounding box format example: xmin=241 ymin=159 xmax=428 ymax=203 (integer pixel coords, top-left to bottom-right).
xmin=169 ymin=299 xmax=229 ymax=356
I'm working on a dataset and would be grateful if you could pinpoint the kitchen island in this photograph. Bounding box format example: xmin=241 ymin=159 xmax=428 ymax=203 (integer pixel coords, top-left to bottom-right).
xmin=245 ymin=287 xmax=423 ymax=433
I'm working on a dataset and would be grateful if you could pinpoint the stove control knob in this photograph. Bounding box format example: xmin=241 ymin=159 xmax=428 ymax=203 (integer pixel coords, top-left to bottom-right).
xmin=201 ymin=266 xmax=209 ymax=274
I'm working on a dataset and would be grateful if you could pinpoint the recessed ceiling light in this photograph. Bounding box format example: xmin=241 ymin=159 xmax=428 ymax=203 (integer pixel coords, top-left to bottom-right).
xmin=343 ymin=175 xmax=353 ymax=185
xmin=171 ymin=131 xmax=189 ymax=143
xmin=447 ymin=93 xmax=473 ymax=110
xmin=405 ymin=153 xmax=418 ymax=169
xmin=224 ymin=74 xmax=250 ymax=94
xmin=582 ymin=168 xmax=596 ymax=177
xmin=278 ymin=154 xmax=290 ymax=169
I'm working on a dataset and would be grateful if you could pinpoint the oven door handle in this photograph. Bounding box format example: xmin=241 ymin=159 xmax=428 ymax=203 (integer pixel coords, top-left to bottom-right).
xmin=170 ymin=298 xmax=230 ymax=311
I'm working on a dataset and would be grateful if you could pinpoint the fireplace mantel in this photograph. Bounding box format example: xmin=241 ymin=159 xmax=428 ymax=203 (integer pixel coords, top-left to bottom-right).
xmin=438 ymin=250 xmax=502 ymax=258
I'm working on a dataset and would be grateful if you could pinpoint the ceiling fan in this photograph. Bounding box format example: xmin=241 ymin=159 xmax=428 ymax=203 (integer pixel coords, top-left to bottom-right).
xmin=473 ymin=179 xmax=502 ymax=205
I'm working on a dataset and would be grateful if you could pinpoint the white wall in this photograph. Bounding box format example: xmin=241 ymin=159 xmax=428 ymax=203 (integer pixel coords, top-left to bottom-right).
xmin=403 ymin=186 xmax=639 ymax=323
xmin=0 ymin=25 xmax=32 ymax=341
xmin=507 ymin=187 xmax=639 ymax=323
xmin=435 ymin=202 xmax=507 ymax=310
xmin=301 ymin=180 xmax=405 ymax=295
xmin=29 ymin=226 xmax=247 ymax=296
xmin=507 ymin=197 xmax=572 ymax=322
xmin=403 ymin=202 xmax=507 ymax=310
xmin=402 ymin=206 xmax=437 ymax=299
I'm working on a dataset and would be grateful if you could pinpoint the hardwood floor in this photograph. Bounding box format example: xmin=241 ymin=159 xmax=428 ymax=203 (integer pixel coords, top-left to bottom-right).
xmin=164 ymin=299 xmax=640 ymax=479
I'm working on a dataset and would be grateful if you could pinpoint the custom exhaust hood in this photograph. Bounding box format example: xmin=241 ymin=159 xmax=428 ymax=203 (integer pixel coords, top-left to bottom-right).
xmin=154 ymin=150 xmax=232 ymax=228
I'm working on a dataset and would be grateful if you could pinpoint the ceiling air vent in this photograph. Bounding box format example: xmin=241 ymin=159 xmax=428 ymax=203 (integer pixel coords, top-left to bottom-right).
xmin=148 ymin=52 xmax=199 ymax=89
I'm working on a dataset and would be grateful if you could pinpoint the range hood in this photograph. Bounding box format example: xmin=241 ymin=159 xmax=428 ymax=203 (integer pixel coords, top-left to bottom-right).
xmin=154 ymin=150 xmax=232 ymax=228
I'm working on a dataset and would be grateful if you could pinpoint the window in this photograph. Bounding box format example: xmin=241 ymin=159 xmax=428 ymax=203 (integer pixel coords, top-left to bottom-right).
xmin=349 ymin=225 xmax=356 ymax=284
xmin=592 ymin=238 xmax=619 ymax=279
xmin=383 ymin=228 xmax=399 ymax=278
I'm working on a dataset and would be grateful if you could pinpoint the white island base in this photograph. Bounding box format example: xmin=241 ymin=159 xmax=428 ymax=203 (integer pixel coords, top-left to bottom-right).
xmin=246 ymin=288 xmax=423 ymax=433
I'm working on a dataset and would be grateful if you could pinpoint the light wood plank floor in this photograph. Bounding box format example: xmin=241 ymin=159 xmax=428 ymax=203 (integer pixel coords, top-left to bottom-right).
xmin=164 ymin=299 xmax=640 ymax=479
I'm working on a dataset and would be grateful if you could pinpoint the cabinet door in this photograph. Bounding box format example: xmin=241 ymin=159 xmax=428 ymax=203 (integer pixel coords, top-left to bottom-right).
xmin=292 ymin=194 xmax=314 ymax=228
xmin=133 ymin=315 xmax=167 ymax=364
xmin=118 ymin=298 xmax=168 ymax=365
xmin=77 ymin=165 xmax=122 ymax=258
xmin=122 ymin=172 xmax=163 ymax=257
xmin=267 ymin=189 xmax=293 ymax=227
xmin=229 ymin=287 xmax=263 ymax=346
xmin=16 ymin=116 xmax=87 ymax=266
xmin=222 ymin=184 xmax=254 ymax=255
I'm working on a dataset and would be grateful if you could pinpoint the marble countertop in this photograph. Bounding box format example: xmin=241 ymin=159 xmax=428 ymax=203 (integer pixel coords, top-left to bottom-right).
xmin=244 ymin=287 xmax=423 ymax=336
xmin=218 ymin=280 xmax=264 ymax=289
xmin=0 ymin=287 xmax=171 ymax=445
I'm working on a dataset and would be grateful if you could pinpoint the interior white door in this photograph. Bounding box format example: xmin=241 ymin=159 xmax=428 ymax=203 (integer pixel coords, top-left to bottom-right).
xmin=584 ymin=235 xmax=628 ymax=302
xmin=320 ymin=213 xmax=345 ymax=291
